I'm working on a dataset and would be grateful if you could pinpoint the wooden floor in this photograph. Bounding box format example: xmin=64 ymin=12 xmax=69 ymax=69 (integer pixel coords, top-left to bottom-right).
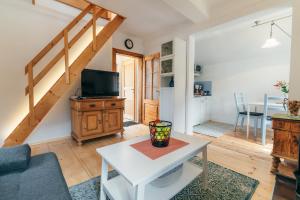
xmin=31 ymin=124 xmax=276 ymax=200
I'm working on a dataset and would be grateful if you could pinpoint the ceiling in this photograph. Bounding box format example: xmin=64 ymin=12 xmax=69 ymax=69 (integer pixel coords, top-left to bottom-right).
xmin=89 ymin=0 xmax=284 ymax=39
xmin=89 ymin=0 xmax=192 ymax=37
xmin=194 ymin=9 xmax=292 ymax=66
xmin=36 ymin=0 xmax=292 ymax=41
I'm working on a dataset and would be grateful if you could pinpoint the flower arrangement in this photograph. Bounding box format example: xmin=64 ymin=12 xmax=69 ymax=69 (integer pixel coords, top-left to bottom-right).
xmin=274 ymin=80 xmax=289 ymax=94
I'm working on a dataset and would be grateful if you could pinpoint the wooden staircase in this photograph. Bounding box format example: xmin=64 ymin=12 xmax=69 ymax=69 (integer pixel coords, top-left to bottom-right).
xmin=3 ymin=2 xmax=125 ymax=147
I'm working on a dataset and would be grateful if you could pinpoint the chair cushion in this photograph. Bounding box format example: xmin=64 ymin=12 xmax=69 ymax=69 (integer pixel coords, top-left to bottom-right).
xmin=239 ymin=111 xmax=264 ymax=116
xmin=0 ymin=144 xmax=31 ymax=174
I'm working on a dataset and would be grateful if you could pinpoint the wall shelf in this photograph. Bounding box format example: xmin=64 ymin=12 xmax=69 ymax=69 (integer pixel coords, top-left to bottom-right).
xmin=194 ymin=73 xmax=201 ymax=77
xmin=159 ymin=38 xmax=186 ymax=133
xmin=161 ymin=72 xmax=174 ymax=77
xmin=161 ymin=54 xmax=174 ymax=60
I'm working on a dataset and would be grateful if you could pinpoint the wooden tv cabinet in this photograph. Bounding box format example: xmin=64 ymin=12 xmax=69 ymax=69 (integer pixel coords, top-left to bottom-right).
xmin=70 ymin=97 xmax=125 ymax=145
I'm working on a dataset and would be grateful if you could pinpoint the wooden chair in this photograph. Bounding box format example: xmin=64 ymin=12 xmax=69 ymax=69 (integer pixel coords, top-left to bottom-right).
xmin=234 ymin=92 xmax=264 ymax=137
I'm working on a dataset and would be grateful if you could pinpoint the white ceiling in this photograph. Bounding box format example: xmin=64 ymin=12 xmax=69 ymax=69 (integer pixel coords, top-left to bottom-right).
xmin=194 ymin=9 xmax=292 ymax=66
xmin=88 ymin=0 xmax=291 ymax=40
xmin=89 ymin=0 xmax=191 ymax=37
xmin=89 ymin=0 xmax=261 ymax=38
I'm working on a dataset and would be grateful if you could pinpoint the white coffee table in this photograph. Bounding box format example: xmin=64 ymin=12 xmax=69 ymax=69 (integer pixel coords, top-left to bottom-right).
xmin=96 ymin=132 xmax=210 ymax=200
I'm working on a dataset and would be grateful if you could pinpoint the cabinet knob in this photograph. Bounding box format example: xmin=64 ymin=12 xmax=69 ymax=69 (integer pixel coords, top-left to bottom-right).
xmin=111 ymin=103 xmax=116 ymax=106
xmin=89 ymin=104 xmax=96 ymax=108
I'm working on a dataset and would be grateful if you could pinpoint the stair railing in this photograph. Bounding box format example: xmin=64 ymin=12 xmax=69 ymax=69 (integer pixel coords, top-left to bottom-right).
xmin=24 ymin=3 xmax=109 ymax=126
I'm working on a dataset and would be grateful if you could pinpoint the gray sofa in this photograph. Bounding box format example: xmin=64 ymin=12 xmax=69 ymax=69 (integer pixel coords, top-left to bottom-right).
xmin=0 ymin=144 xmax=72 ymax=200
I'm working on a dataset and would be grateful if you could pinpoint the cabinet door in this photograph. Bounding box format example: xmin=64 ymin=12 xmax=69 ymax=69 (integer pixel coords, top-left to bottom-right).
xmin=103 ymin=109 xmax=122 ymax=132
xmin=290 ymin=132 xmax=300 ymax=159
xmin=82 ymin=111 xmax=103 ymax=136
xmin=143 ymin=53 xmax=160 ymax=124
xmin=273 ymin=130 xmax=290 ymax=157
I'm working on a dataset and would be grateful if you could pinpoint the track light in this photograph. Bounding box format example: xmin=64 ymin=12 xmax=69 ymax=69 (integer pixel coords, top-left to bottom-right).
xmin=261 ymin=22 xmax=280 ymax=48
xmin=253 ymin=15 xmax=291 ymax=49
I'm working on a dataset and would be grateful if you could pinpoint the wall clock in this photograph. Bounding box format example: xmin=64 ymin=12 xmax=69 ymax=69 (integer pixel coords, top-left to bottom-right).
xmin=124 ymin=39 xmax=134 ymax=49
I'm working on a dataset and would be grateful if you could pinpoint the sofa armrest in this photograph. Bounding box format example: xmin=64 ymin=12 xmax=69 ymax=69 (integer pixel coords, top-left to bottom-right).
xmin=0 ymin=144 xmax=31 ymax=174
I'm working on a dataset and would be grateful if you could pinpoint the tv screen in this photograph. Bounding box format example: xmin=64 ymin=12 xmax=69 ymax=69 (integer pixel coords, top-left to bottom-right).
xmin=81 ymin=69 xmax=119 ymax=97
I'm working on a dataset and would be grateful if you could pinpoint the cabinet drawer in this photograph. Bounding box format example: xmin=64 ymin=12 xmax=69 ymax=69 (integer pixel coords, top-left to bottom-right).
xmin=291 ymin=123 xmax=300 ymax=133
xmin=104 ymin=101 xmax=124 ymax=109
xmin=273 ymin=120 xmax=290 ymax=131
xmin=79 ymin=101 xmax=104 ymax=111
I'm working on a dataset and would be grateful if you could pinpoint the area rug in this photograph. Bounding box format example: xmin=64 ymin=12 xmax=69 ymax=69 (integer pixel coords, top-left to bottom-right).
xmin=193 ymin=121 xmax=234 ymax=138
xmin=69 ymin=157 xmax=259 ymax=200
xmin=123 ymin=121 xmax=139 ymax=127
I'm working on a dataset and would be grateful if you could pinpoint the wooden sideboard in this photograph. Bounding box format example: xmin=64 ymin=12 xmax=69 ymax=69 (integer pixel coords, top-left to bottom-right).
xmin=70 ymin=97 xmax=125 ymax=145
xmin=271 ymin=115 xmax=300 ymax=173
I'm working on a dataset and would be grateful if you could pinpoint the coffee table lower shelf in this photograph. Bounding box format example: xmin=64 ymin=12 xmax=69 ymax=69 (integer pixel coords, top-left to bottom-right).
xmin=103 ymin=162 xmax=203 ymax=200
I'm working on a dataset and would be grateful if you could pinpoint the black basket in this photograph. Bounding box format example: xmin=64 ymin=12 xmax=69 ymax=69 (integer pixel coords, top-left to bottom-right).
xmin=149 ymin=120 xmax=172 ymax=148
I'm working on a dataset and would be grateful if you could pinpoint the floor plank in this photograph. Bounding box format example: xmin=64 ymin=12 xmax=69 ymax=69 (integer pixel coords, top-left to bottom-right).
xmin=31 ymin=124 xmax=276 ymax=199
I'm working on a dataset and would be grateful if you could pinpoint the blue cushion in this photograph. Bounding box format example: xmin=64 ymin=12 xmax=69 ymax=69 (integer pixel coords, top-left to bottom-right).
xmin=0 ymin=144 xmax=31 ymax=174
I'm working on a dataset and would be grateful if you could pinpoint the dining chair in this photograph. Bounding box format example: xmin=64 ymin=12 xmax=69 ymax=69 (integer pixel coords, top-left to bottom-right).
xmin=261 ymin=94 xmax=287 ymax=145
xmin=234 ymin=92 xmax=264 ymax=137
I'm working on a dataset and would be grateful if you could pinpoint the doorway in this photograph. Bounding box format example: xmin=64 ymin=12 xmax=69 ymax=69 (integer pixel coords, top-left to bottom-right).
xmin=112 ymin=48 xmax=143 ymax=123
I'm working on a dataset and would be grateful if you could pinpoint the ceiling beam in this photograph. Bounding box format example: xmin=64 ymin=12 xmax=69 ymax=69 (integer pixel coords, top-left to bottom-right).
xmin=163 ymin=0 xmax=209 ymax=24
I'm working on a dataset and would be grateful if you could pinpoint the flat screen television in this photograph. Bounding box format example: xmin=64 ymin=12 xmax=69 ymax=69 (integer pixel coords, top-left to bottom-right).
xmin=81 ymin=69 xmax=119 ymax=97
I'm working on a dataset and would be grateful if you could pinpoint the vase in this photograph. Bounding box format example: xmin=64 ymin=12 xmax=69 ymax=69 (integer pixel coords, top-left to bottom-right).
xmin=169 ymin=77 xmax=174 ymax=87
xmin=288 ymin=100 xmax=300 ymax=116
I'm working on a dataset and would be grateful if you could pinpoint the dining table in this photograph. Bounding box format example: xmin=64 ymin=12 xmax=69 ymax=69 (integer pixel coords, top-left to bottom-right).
xmin=246 ymin=102 xmax=285 ymax=139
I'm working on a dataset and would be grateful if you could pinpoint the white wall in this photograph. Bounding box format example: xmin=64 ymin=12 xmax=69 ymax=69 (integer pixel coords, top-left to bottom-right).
xmin=289 ymin=0 xmax=300 ymax=100
xmin=200 ymin=57 xmax=290 ymax=125
xmin=113 ymin=31 xmax=144 ymax=54
xmin=193 ymin=15 xmax=291 ymax=125
xmin=0 ymin=0 xmax=144 ymax=145
xmin=143 ymin=34 xmax=183 ymax=55
xmin=186 ymin=35 xmax=196 ymax=134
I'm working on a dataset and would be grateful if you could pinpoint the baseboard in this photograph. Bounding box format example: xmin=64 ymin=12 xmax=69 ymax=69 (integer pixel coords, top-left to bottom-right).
xmin=28 ymin=135 xmax=72 ymax=146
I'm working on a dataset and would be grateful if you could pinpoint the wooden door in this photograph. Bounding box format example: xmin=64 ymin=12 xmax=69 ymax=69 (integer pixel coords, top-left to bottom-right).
xmin=82 ymin=111 xmax=103 ymax=136
xmin=121 ymin=59 xmax=135 ymax=121
xmin=103 ymin=109 xmax=122 ymax=132
xmin=142 ymin=53 xmax=160 ymax=124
